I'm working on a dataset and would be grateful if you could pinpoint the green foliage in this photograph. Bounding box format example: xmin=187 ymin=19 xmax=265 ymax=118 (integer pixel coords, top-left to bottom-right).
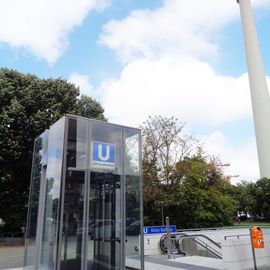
xmin=74 ymin=95 xmax=106 ymax=120
xmin=234 ymin=178 xmax=270 ymax=219
xmin=221 ymin=178 xmax=270 ymax=220
xmin=234 ymin=181 xmax=257 ymax=214
xmin=142 ymin=115 xmax=237 ymax=228
xmin=142 ymin=115 xmax=199 ymax=185
xmin=254 ymin=178 xmax=270 ymax=218
xmin=168 ymin=156 xmax=236 ymax=228
xmin=0 ymin=68 xmax=105 ymax=231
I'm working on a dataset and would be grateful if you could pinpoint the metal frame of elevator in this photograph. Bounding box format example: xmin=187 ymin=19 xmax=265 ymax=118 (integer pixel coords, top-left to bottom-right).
xmin=23 ymin=114 xmax=144 ymax=270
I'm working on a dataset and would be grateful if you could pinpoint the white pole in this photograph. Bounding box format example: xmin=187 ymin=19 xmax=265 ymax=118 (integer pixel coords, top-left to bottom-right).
xmin=237 ymin=0 xmax=270 ymax=178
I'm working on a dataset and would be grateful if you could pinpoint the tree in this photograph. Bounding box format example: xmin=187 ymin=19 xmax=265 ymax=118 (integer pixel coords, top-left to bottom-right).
xmin=254 ymin=178 xmax=270 ymax=219
xmin=170 ymin=155 xmax=236 ymax=228
xmin=233 ymin=181 xmax=257 ymax=217
xmin=142 ymin=115 xmax=199 ymax=185
xmin=74 ymin=95 xmax=105 ymax=120
xmin=141 ymin=116 xmax=237 ymax=228
xmin=0 ymin=68 xmax=105 ymax=231
xmin=232 ymin=178 xmax=270 ymax=220
xmin=142 ymin=115 xmax=200 ymax=225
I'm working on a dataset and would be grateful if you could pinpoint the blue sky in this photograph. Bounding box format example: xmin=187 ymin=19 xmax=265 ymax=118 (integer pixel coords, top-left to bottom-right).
xmin=1 ymin=0 xmax=270 ymax=183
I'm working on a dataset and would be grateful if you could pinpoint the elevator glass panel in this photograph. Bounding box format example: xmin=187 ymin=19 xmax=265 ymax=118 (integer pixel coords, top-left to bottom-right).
xmin=87 ymin=172 xmax=121 ymax=270
xmin=40 ymin=118 xmax=65 ymax=270
xmin=124 ymin=128 xmax=142 ymax=270
xmin=87 ymin=122 xmax=123 ymax=270
xmin=60 ymin=118 xmax=88 ymax=270
xmin=24 ymin=132 xmax=46 ymax=268
xmin=25 ymin=115 xmax=143 ymax=270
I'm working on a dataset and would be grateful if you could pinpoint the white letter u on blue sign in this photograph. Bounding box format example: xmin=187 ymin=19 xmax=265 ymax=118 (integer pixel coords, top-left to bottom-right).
xmin=93 ymin=142 xmax=115 ymax=163
xmin=98 ymin=144 xmax=110 ymax=161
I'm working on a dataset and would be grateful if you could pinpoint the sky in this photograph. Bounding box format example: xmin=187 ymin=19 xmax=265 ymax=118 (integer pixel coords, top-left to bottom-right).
xmin=1 ymin=0 xmax=270 ymax=184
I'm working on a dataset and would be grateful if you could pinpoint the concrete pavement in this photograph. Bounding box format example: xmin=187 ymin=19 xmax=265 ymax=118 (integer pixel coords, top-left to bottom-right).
xmin=0 ymin=246 xmax=24 ymax=269
xmin=2 ymin=254 xmax=224 ymax=270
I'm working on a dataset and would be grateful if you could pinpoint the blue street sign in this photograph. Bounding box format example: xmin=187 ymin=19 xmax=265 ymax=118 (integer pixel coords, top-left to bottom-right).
xmin=92 ymin=142 xmax=115 ymax=170
xmin=144 ymin=225 xmax=177 ymax=234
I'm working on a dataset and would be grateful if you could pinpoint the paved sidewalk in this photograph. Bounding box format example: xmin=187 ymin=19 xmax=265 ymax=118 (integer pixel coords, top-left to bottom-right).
xmin=0 ymin=245 xmax=224 ymax=270
xmin=144 ymin=255 xmax=224 ymax=270
xmin=127 ymin=255 xmax=224 ymax=270
xmin=2 ymin=256 xmax=224 ymax=270
xmin=2 ymin=269 xmax=22 ymax=270
xmin=0 ymin=246 xmax=24 ymax=269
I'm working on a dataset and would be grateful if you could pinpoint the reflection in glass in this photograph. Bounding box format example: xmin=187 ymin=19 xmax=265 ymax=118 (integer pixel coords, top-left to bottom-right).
xmin=40 ymin=118 xmax=65 ymax=270
xmin=125 ymin=129 xmax=142 ymax=270
xmin=91 ymin=122 xmax=123 ymax=175
xmin=60 ymin=118 xmax=87 ymax=270
xmin=24 ymin=116 xmax=143 ymax=270
xmin=24 ymin=133 xmax=46 ymax=268
xmin=87 ymin=122 xmax=123 ymax=270
xmin=87 ymin=172 xmax=121 ymax=270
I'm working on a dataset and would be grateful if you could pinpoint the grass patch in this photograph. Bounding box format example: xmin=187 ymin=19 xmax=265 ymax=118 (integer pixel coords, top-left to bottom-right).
xmin=233 ymin=221 xmax=270 ymax=228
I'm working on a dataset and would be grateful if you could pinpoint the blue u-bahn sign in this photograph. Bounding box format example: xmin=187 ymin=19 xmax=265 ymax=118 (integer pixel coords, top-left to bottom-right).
xmin=144 ymin=225 xmax=177 ymax=234
xmin=92 ymin=142 xmax=115 ymax=170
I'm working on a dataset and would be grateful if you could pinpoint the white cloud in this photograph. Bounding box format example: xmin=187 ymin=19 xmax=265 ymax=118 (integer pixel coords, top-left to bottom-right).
xmin=97 ymin=0 xmax=270 ymax=181
xmin=100 ymin=56 xmax=252 ymax=127
xmin=200 ymin=131 xmax=260 ymax=184
xmin=99 ymin=0 xmax=270 ymax=63
xmin=68 ymin=72 xmax=94 ymax=96
xmin=98 ymin=0 xmax=270 ymax=127
xmin=254 ymin=0 xmax=270 ymax=8
xmin=0 ymin=0 xmax=110 ymax=64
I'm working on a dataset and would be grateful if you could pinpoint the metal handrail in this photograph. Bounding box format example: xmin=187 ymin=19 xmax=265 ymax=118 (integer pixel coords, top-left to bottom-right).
xmin=224 ymin=230 xmax=270 ymax=240
xmin=159 ymin=232 xmax=223 ymax=259
xmin=178 ymin=234 xmax=221 ymax=249
xmin=191 ymin=237 xmax=222 ymax=259
xmin=224 ymin=233 xmax=249 ymax=240
xmin=177 ymin=234 xmax=222 ymax=259
xmin=159 ymin=233 xmax=186 ymax=253
xmin=177 ymin=227 xmax=228 ymax=232
xmin=177 ymin=226 xmax=270 ymax=232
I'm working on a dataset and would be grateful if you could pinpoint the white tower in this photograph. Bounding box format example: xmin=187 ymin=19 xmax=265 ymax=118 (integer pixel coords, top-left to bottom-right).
xmin=237 ymin=0 xmax=270 ymax=178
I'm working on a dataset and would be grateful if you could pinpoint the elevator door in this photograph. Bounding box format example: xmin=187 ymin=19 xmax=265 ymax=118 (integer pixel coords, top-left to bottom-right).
xmin=87 ymin=172 xmax=121 ymax=270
